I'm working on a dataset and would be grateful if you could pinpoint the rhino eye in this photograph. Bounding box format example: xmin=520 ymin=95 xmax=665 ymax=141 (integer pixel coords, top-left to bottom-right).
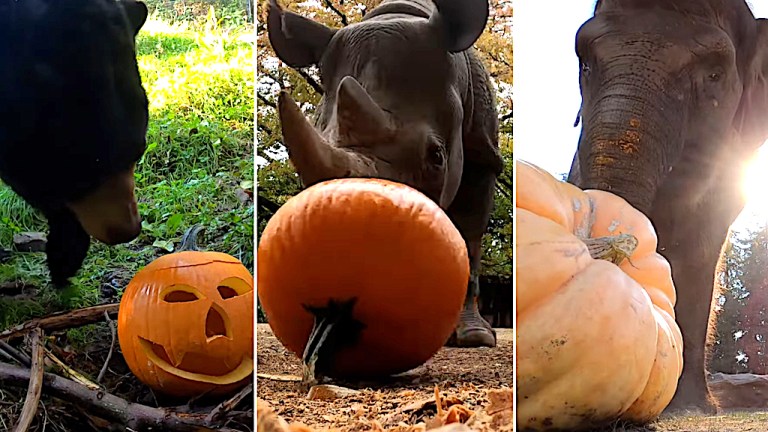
xmin=427 ymin=143 xmax=445 ymax=167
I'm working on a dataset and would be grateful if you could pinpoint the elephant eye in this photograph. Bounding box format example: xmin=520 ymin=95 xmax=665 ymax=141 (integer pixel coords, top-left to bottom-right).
xmin=581 ymin=62 xmax=591 ymax=76
xmin=708 ymin=72 xmax=721 ymax=82
xmin=162 ymin=285 xmax=202 ymax=303
xmin=217 ymin=277 xmax=251 ymax=299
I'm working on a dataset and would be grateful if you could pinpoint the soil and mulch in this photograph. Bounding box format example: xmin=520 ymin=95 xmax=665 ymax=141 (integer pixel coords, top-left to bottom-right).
xmin=0 ymin=304 xmax=253 ymax=432
xmin=255 ymin=324 xmax=513 ymax=431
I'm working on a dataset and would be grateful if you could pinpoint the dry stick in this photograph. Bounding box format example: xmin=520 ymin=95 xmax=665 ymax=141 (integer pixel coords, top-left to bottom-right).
xmin=0 ymin=361 xmax=234 ymax=432
xmin=205 ymin=383 xmax=253 ymax=425
xmin=12 ymin=329 xmax=44 ymax=432
xmin=0 ymin=303 xmax=119 ymax=342
xmin=43 ymin=348 xmax=99 ymax=390
xmin=96 ymin=311 xmax=116 ymax=384
xmin=0 ymin=346 xmax=16 ymax=363
xmin=0 ymin=341 xmax=30 ymax=367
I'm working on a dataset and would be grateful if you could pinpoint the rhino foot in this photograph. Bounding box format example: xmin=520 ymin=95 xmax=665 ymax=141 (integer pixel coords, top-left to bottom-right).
xmin=445 ymin=301 xmax=497 ymax=348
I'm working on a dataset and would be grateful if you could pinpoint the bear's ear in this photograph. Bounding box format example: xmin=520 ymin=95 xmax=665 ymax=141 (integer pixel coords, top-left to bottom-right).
xmin=122 ymin=0 xmax=149 ymax=36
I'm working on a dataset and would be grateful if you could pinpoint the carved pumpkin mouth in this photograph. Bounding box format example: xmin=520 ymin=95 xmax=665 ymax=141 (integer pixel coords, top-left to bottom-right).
xmin=138 ymin=337 xmax=253 ymax=385
xmin=138 ymin=285 xmax=253 ymax=385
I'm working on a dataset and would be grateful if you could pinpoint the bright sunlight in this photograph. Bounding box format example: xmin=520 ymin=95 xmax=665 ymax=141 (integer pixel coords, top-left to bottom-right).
xmin=738 ymin=143 xmax=768 ymax=228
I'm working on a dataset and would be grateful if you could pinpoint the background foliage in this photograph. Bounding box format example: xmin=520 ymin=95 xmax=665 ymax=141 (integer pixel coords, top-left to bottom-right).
xmin=711 ymin=227 xmax=768 ymax=374
xmin=255 ymin=0 xmax=512 ymax=321
xmin=0 ymin=1 xmax=254 ymax=329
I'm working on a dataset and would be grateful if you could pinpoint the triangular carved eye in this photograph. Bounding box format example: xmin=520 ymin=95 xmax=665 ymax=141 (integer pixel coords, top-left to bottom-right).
xmin=216 ymin=277 xmax=252 ymax=300
xmin=162 ymin=285 xmax=203 ymax=303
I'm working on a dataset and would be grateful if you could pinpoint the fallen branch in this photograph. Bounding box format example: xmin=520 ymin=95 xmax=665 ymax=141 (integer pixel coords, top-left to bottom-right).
xmin=0 ymin=303 xmax=119 ymax=342
xmin=0 ymin=361 xmax=237 ymax=431
xmin=44 ymin=348 xmax=99 ymax=390
xmin=0 ymin=341 xmax=30 ymax=367
xmin=205 ymin=383 xmax=253 ymax=425
xmin=13 ymin=329 xmax=44 ymax=432
xmin=96 ymin=311 xmax=116 ymax=383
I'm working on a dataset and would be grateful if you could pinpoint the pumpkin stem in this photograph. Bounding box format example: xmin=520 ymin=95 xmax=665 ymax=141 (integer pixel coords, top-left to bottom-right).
xmin=582 ymin=233 xmax=638 ymax=266
xmin=301 ymin=298 xmax=365 ymax=385
xmin=178 ymin=224 xmax=205 ymax=252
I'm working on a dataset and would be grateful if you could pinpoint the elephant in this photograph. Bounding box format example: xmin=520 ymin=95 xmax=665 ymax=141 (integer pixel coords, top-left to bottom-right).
xmin=0 ymin=0 xmax=150 ymax=286
xmin=568 ymin=0 xmax=768 ymax=413
xmin=266 ymin=0 xmax=504 ymax=348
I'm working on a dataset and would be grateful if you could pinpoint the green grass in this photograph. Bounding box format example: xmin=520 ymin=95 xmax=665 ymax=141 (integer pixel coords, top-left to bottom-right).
xmin=0 ymin=7 xmax=254 ymax=333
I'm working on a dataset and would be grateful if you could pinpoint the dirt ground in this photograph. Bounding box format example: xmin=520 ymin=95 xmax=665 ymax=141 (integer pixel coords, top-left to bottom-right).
xmin=595 ymin=411 xmax=768 ymax=432
xmin=255 ymin=323 xmax=513 ymax=431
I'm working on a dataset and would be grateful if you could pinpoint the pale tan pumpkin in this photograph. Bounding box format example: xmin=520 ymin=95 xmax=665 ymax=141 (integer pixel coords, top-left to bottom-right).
xmin=515 ymin=160 xmax=683 ymax=430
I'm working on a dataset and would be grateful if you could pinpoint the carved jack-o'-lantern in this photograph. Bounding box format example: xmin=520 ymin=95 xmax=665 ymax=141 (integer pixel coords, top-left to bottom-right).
xmin=117 ymin=225 xmax=254 ymax=398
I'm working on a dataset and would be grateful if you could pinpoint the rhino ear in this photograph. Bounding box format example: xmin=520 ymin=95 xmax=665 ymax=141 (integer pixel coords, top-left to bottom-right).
xmin=267 ymin=0 xmax=336 ymax=68
xmin=122 ymin=1 xmax=148 ymax=37
xmin=429 ymin=0 xmax=489 ymax=53
xmin=336 ymin=76 xmax=392 ymax=143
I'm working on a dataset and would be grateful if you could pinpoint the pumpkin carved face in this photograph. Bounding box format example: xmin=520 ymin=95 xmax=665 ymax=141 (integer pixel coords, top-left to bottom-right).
xmin=118 ymin=229 xmax=254 ymax=398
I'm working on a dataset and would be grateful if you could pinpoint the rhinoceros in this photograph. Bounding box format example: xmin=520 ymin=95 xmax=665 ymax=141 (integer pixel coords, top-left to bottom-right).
xmin=267 ymin=0 xmax=504 ymax=348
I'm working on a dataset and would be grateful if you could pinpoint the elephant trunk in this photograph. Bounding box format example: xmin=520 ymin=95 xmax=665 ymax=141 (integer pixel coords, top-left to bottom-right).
xmin=576 ymin=67 xmax=685 ymax=215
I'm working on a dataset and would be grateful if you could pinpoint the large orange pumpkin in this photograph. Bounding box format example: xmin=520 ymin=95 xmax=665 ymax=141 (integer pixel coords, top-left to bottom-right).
xmin=257 ymin=178 xmax=469 ymax=379
xmin=117 ymin=225 xmax=254 ymax=398
xmin=515 ymin=160 xmax=683 ymax=430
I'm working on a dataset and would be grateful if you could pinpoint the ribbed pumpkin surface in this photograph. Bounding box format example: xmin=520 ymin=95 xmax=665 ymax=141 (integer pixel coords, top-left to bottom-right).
xmin=257 ymin=178 xmax=469 ymax=377
xmin=516 ymin=160 xmax=683 ymax=430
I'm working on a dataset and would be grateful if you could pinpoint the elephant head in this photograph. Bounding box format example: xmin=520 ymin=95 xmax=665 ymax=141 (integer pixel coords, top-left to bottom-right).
xmin=569 ymin=0 xmax=768 ymax=214
xmin=266 ymin=0 xmax=489 ymax=207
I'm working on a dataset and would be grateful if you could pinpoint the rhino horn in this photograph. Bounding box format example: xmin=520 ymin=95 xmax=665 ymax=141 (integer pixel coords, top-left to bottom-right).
xmin=278 ymin=91 xmax=375 ymax=186
xmin=336 ymin=76 xmax=393 ymax=144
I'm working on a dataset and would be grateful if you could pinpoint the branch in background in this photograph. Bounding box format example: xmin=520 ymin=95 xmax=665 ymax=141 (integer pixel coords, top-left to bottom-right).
xmin=258 ymin=194 xmax=282 ymax=216
xmin=496 ymin=176 xmax=512 ymax=199
xmin=257 ymin=93 xmax=277 ymax=109
xmin=1 ymin=304 xmax=119 ymax=342
xmin=499 ymin=112 xmax=513 ymax=123
xmin=487 ymin=51 xmax=511 ymax=68
xmin=258 ymin=67 xmax=285 ymax=90
xmin=296 ymin=69 xmax=324 ymax=95
xmin=322 ymin=0 xmax=348 ymax=25
xmin=257 ymin=123 xmax=273 ymax=136
xmin=256 ymin=148 xmax=277 ymax=163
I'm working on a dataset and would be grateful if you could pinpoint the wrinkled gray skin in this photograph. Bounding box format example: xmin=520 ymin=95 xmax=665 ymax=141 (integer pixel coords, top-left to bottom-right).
xmin=267 ymin=0 xmax=503 ymax=348
xmin=568 ymin=0 xmax=768 ymax=414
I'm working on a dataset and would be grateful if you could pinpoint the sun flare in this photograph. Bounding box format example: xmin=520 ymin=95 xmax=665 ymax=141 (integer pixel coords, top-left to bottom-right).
xmin=741 ymin=143 xmax=768 ymax=215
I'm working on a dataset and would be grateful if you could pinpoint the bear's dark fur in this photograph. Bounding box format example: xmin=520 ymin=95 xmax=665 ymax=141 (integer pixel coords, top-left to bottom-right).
xmin=0 ymin=0 xmax=150 ymax=286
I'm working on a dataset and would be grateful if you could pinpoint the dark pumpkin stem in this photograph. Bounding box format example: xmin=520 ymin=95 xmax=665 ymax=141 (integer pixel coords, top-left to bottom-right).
xmin=178 ymin=224 xmax=205 ymax=252
xmin=582 ymin=233 xmax=639 ymax=266
xmin=301 ymin=298 xmax=364 ymax=385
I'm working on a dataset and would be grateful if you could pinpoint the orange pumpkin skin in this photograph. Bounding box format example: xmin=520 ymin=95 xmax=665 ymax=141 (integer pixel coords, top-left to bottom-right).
xmin=257 ymin=178 xmax=469 ymax=378
xmin=515 ymin=160 xmax=683 ymax=430
xmin=117 ymin=249 xmax=254 ymax=398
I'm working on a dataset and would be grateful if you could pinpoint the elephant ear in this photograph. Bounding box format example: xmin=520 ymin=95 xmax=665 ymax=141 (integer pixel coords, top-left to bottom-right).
xmin=734 ymin=19 xmax=768 ymax=147
xmin=267 ymin=0 xmax=336 ymax=68
xmin=429 ymin=0 xmax=489 ymax=53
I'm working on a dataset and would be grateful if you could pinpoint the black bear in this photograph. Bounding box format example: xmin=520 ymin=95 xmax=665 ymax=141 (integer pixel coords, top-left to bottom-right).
xmin=0 ymin=0 xmax=150 ymax=286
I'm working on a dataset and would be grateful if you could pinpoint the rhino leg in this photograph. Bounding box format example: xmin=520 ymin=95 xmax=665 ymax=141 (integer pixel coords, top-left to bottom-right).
xmin=444 ymin=162 xmax=497 ymax=348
